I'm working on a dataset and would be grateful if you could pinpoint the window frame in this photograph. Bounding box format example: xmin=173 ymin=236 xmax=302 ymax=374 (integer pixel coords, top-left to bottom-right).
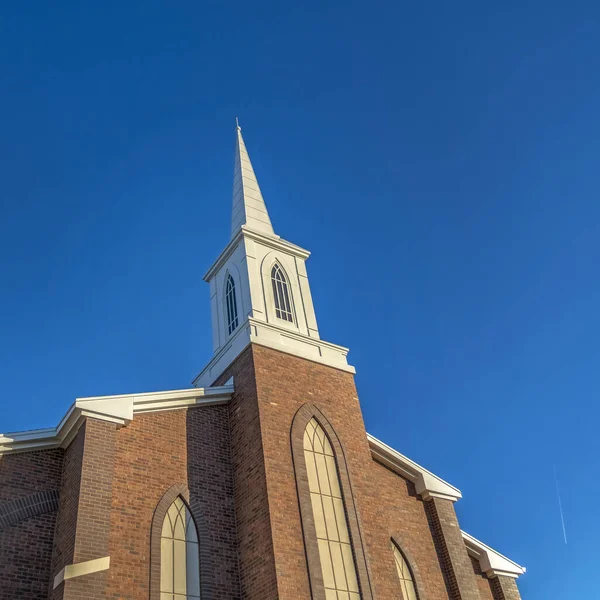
xmin=270 ymin=263 xmax=295 ymax=323
xmin=290 ymin=404 xmax=374 ymax=600
xmin=149 ymin=484 xmax=213 ymax=600
xmin=225 ymin=273 xmax=239 ymax=336
xmin=389 ymin=535 xmax=428 ymax=600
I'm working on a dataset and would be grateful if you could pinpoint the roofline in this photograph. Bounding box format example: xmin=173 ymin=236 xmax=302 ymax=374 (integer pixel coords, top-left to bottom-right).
xmin=367 ymin=433 xmax=462 ymax=501
xmin=0 ymin=387 xmax=525 ymax=579
xmin=462 ymin=531 xmax=526 ymax=579
xmin=0 ymin=385 xmax=234 ymax=455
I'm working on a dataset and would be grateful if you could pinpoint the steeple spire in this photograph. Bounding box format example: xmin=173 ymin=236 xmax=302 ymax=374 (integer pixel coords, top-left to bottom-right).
xmin=231 ymin=122 xmax=275 ymax=239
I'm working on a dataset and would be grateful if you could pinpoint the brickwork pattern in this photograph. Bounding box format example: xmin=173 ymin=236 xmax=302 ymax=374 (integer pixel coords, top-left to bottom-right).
xmin=51 ymin=419 xmax=117 ymax=600
xmin=490 ymin=576 xmax=522 ymax=600
xmin=426 ymin=498 xmax=482 ymax=600
xmin=217 ymin=344 xmax=459 ymax=600
xmin=105 ymin=405 xmax=240 ymax=600
xmin=367 ymin=465 xmax=447 ymax=600
xmin=0 ymin=446 xmax=63 ymax=600
xmin=0 ymin=489 xmax=59 ymax=529
xmin=470 ymin=555 xmax=495 ymax=600
xmin=50 ymin=423 xmax=87 ymax=600
xmin=0 ymin=448 xmax=63 ymax=502
xmin=213 ymin=346 xmax=279 ymax=600
xmin=0 ymin=511 xmax=57 ymax=599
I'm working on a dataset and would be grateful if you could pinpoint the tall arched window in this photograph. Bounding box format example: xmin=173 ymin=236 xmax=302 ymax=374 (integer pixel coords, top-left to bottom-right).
xmin=161 ymin=496 xmax=201 ymax=600
xmin=225 ymin=274 xmax=238 ymax=335
xmin=271 ymin=264 xmax=294 ymax=322
xmin=304 ymin=417 xmax=360 ymax=600
xmin=392 ymin=541 xmax=419 ymax=600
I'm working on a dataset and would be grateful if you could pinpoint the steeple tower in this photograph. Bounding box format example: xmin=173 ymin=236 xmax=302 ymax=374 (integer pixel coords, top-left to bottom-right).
xmin=193 ymin=124 xmax=354 ymax=387
xmin=231 ymin=123 xmax=275 ymax=238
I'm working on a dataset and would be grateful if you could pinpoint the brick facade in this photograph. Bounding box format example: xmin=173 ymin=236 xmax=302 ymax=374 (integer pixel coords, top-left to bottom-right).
xmin=0 ymin=343 xmax=522 ymax=599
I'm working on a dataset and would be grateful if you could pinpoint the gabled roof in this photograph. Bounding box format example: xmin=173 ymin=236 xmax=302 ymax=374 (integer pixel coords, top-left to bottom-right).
xmin=368 ymin=433 xmax=525 ymax=579
xmin=0 ymin=383 xmax=524 ymax=579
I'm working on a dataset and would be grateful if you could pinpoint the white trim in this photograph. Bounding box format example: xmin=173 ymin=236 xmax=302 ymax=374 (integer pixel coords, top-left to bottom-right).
xmin=53 ymin=556 xmax=111 ymax=589
xmin=192 ymin=317 xmax=355 ymax=388
xmin=204 ymin=226 xmax=310 ymax=282
xmin=367 ymin=434 xmax=462 ymax=502
xmin=462 ymin=531 xmax=526 ymax=579
xmin=0 ymin=385 xmax=234 ymax=455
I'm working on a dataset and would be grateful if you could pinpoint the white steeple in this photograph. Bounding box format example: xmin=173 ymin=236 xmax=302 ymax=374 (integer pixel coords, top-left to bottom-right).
xmin=193 ymin=123 xmax=354 ymax=387
xmin=230 ymin=122 xmax=275 ymax=238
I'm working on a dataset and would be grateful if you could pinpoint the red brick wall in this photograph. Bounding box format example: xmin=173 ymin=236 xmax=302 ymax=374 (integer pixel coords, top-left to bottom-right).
xmin=105 ymin=404 xmax=240 ymax=600
xmin=0 ymin=511 xmax=57 ymax=598
xmin=0 ymin=448 xmax=63 ymax=599
xmin=367 ymin=461 xmax=449 ymax=600
xmin=471 ymin=555 xmax=495 ymax=600
xmin=490 ymin=575 xmax=522 ymax=600
xmin=50 ymin=419 xmax=118 ymax=600
xmin=0 ymin=448 xmax=63 ymax=502
xmin=218 ymin=343 xmax=461 ymax=600
xmin=213 ymin=346 xmax=279 ymax=600
xmin=51 ymin=423 xmax=86 ymax=598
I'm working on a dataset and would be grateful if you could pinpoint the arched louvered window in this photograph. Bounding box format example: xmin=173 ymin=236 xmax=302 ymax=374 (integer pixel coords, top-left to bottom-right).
xmin=161 ymin=497 xmax=201 ymax=600
xmin=225 ymin=274 xmax=238 ymax=335
xmin=392 ymin=541 xmax=419 ymax=600
xmin=271 ymin=264 xmax=294 ymax=322
xmin=304 ymin=418 xmax=360 ymax=600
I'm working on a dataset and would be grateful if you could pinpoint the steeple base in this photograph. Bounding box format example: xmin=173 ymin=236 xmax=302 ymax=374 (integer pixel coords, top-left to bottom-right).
xmin=192 ymin=317 xmax=354 ymax=388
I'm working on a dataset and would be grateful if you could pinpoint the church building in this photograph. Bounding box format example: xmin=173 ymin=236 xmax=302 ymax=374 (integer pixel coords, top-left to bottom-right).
xmin=0 ymin=125 xmax=525 ymax=600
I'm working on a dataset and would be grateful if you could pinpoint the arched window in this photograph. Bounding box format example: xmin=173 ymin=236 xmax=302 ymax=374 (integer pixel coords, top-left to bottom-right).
xmin=161 ymin=496 xmax=201 ymax=600
xmin=304 ymin=417 xmax=360 ymax=600
xmin=225 ymin=274 xmax=238 ymax=335
xmin=392 ymin=541 xmax=419 ymax=600
xmin=271 ymin=263 xmax=294 ymax=322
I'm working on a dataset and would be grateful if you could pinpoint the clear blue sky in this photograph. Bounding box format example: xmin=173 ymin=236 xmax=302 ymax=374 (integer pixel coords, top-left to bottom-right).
xmin=1 ymin=2 xmax=598 ymax=597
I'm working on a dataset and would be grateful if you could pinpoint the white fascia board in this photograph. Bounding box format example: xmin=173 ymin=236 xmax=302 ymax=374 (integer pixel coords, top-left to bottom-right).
xmin=0 ymin=385 xmax=234 ymax=455
xmin=367 ymin=434 xmax=462 ymax=502
xmin=462 ymin=531 xmax=526 ymax=579
xmin=203 ymin=227 xmax=310 ymax=282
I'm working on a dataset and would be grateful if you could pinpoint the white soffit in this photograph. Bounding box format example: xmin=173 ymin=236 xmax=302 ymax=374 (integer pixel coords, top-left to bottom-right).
xmin=462 ymin=531 xmax=526 ymax=579
xmin=0 ymin=385 xmax=234 ymax=455
xmin=367 ymin=433 xmax=462 ymax=502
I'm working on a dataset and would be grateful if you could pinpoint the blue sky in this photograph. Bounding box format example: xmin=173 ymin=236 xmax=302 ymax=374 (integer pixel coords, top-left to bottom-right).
xmin=1 ymin=1 xmax=599 ymax=597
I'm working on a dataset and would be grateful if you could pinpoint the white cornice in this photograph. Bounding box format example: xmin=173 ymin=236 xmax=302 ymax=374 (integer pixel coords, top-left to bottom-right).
xmin=462 ymin=531 xmax=526 ymax=579
xmin=0 ymin=385 xmax=234 ymax=455
xmin=192 ymin=317 xmax=355 ymax=388
xmin=203 ymin=226 xmax=310 ymax=282
xmin=367 ymin=434 xmax=462 ymax=502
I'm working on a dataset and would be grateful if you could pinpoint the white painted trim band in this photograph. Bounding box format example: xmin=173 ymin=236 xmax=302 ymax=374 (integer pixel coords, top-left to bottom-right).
xmin=0 ymin=385 xmax=234 ymax=455
xmin=53 ymin=556 xmax=110 ymax=589
xmin=462 ymin=531 xmax=526 ymax=579
xmin=368 ymin=434 xmax=462 ymax=501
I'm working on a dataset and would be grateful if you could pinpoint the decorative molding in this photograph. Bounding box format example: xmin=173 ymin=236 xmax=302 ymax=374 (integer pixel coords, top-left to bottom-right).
xmin=367 ymin=434 xmax=462 ymax=502
xmin=462 ymin=531 xmax=526 ymax=579
xmin=53 ymin=556 xmax=110 ymax=589
xmin=0 ymin=490 xmax=59 ymax=530
xmin=193 ymin=318 xmax=354 ymax=387
xmin=0 ymin=385 xmax=234 ymax=455
xmin=204 ymin=226 xmax=310 ymax=283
